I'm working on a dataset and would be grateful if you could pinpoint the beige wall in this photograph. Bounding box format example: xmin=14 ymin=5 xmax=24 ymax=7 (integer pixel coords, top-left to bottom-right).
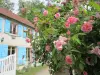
xmin=0 ymin=32 xmax=32 ymax=48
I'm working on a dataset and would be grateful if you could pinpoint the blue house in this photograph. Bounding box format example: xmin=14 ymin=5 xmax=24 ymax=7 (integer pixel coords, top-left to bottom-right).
xmin=0 ymin=8 xmax=35 ymax=65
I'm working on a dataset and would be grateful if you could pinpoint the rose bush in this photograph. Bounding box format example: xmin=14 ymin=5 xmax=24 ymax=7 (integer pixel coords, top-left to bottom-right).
xmin=32 ymin=0 xmax=100 ymax=75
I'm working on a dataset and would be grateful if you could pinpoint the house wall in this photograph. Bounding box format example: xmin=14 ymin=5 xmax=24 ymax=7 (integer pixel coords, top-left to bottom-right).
xmin=0 ymin=16 xmax=34 ymax=65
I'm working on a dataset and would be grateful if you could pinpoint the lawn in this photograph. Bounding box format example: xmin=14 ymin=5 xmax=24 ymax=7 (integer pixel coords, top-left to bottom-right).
xmin=16 ymin=65 xmax=47 ymax=75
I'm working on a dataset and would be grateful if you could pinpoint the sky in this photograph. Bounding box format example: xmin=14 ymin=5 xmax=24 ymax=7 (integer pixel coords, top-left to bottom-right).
xmin=10 ymin=0 xmax=48 ymax=14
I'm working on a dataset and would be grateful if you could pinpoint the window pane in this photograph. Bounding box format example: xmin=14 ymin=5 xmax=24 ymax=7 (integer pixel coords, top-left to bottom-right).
xmin=12 ymin=50 xmax=15 ymax=54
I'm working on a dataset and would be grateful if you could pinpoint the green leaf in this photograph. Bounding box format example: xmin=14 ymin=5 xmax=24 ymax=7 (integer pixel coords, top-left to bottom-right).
xmin=71 ymin=50 xmax=81 ymax=53
xmin=89 ymin=1 xmax=100 ymax=11
xmin=79 ymin=63 xmax=84 ymax=71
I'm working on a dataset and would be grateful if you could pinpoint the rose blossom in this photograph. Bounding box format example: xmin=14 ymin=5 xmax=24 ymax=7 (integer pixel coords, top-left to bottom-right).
xmin=86 ymin=57 xmax=94 ymax=66
xmin=55 ymin=13 xmax=60 ymax=19
xmin=65 ymin=22 xmax=70 ymax=28
xmin=59 ymin=36 xmax=68 ymax=45
xmin=33 ymin=17 xmax=38 ymax=22
xmin=67 ymin=30 xmax=71 ymax=35
xmin=90 ymin=46 xmax=100 ymax=55
xmin=26 ymin=38 xmax=30 ymax=43
xmin=53 ymin=36 xmax=68 ymax=51
xmin=81 ymin=22 xmax=93 ymax=33
xmin=53 ymin=40 xmax=63 ymax=51
xmin=97 ymin=42 xmax=100 ymax=45
xmin=65 ymin=55 xmax=72 ymax=65
xmin=43 ymin=10 xmax=48 ymax=16
xmin=67 ymin=16 xmax=79 ymax=24
xmin=45 ymin=44 xmax=51 ymax=52
xmin=73 ymin=7 xmax=79 ymax=16
xmin=83 ymin=71 xmax=88 ymax=75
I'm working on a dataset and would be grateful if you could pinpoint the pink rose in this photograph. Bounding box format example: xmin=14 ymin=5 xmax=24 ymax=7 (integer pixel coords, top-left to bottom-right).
xmin=54 ymin=40 xmax=63 ymax=51
xmin=73 ymin=7 xmax=79 ymax=16
xmin=81 ymin=22 xmax=93 ymax=33
xmin=65 ymin=22 xmax=70 ymax=28
xmin=59 ymin=36 xmax=68 ymax=45
xmin=43 ymin=10 xmax=48 ymax=16
xmin=90 ymin=46 xmax=100 ymax=55
xmin=53 ymin=36 xmax=68 ymax=51
xmin=97 ymin=42 xmax=100 ymax=45
xmin=45 ymin=44 xmax=51 ymax=52
xmin=66 ymin=30 xmax=71 ymax=35
xmin=67 ymin=16 xmax=79 ymax=24
xmin=86 ymin=57 xmax=94 ymax=65
xmin=33 ymin=17 xmax=38 ymax=22
xmin=83 ymin=71 xmax=88 ymax=75
xmin=65 ymin=55 xmax=72 ymax=65
xmin=55 ymin=13 xmax=60 ymax=19
xmin=26 ymin=38 xmax=30 ymax=43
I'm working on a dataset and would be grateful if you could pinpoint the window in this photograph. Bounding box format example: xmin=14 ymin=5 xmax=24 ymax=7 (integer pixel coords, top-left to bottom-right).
xmin=10 ymin=22 xmax=18 ymax=34
xmin=8 ymin=46 xmax=16 ymax=56
xmin=26 ymin=48 xmax=30 ymax=62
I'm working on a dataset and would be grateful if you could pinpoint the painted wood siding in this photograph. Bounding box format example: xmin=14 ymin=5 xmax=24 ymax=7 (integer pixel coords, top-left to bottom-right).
xmin=0 ymin=44 xmax=8 ymax=58
xmin=18 ymin=47 xmax=26 ymax=65
xmin=4 ymin=19 xmax=10 ymax=33
xmin=23 ymin=27 xmax=27 ymax=38
xmin=18 ymin=25 xmax=23 ymax=37
xmin=0 ymin=17 xmax=2 ymax=32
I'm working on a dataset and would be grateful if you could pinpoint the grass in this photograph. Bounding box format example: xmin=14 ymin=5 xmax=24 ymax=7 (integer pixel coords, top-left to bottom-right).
xmin=16 ymin=65 xmax=47 ymax=75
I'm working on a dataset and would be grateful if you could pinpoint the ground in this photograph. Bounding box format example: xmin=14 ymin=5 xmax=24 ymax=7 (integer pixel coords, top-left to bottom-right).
xmin=35 ymin=67 xmax=50 ymax=75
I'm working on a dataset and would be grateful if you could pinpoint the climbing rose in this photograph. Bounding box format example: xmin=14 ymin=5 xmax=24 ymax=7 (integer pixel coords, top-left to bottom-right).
xmin=65 ymin=55 xmax=72 ymax=65
xmin=97 ymin=42 xmax=100 ymax=45
xmin=53 ymin=36 xmax=68 ymax=51
xmin=67 ymin=16 xmax=78 ymax=24
xmin=55 ymin=13 xmax=60 ymax=19
xmin=33 ymin=17 xmax=38 ymax=22
xmin=67 ymin=30 xmax=71 ymax=35
xmin=90 ymin=46 xmax=100 ymax=55
xmin=73 ymin=7 xmax=79 ymax=16
xmin=53 ymin=40 xmax=63 ymax=51
xmin=81 ymin=22 xmax=93 ymax=33
xmin=86 ymin=57 xmax=94 ymax=66
xmin=45 ymin=44 xmax=51 ymax=52
xmin=43 ymin=10 xmax=48 ymax=16
xmin=59 ymin=36 xmax=68 ymax=45
xmin=26 ymin=38 xmax=30 ymax=43
xmin=83 ymin=71 xmax=88 ymax=75
xmin=65 ymin=22 xmax=70 ymax=28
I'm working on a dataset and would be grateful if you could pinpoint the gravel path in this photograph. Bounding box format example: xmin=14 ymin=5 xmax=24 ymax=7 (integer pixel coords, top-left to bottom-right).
xmin=35 ymin=67 xmax=50 ymax=75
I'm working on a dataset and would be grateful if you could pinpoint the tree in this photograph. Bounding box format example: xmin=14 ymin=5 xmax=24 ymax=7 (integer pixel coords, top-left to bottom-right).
xmin=0 ymin=0 xmax=14 ymax=10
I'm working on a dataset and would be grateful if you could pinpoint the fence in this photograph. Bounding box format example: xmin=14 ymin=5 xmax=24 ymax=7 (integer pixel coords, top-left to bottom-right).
xmin=0 ymin=53 xmax=16 ymax=75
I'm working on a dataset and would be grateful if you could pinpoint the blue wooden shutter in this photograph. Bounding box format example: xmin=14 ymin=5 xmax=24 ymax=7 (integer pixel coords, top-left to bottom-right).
xmin=0 ymin=44 xmax=8 ymax=58
xmin=23 ymin=27 xmax=27 ymax=38
xmin=18 ymin=25 xmax=23 ymax=37
xmin=0 ymin=17 xmax=2 ymax=32
xmin=3 ymin=45 xmax=8 ymax=57
xmin=0 ymin=45 xmax=2 ymax=58
xmin=4 ymin=19 xmax=10 ymax=33
xmin=18 ymin=47 xmax=26 ymax=65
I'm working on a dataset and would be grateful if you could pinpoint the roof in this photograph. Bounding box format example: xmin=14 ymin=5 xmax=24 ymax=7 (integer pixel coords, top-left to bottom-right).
xmin=0 ymin=8 xmax=35 ymax=29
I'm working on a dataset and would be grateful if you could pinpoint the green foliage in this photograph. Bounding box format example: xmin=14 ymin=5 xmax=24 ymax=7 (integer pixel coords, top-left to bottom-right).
xmin=89 ymin=1 xmax=100 ymax=11
xmin=19 ymin=0 xmax=100 ymax=75
xmin=0 ymin=0 xmax=14 ymax=10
